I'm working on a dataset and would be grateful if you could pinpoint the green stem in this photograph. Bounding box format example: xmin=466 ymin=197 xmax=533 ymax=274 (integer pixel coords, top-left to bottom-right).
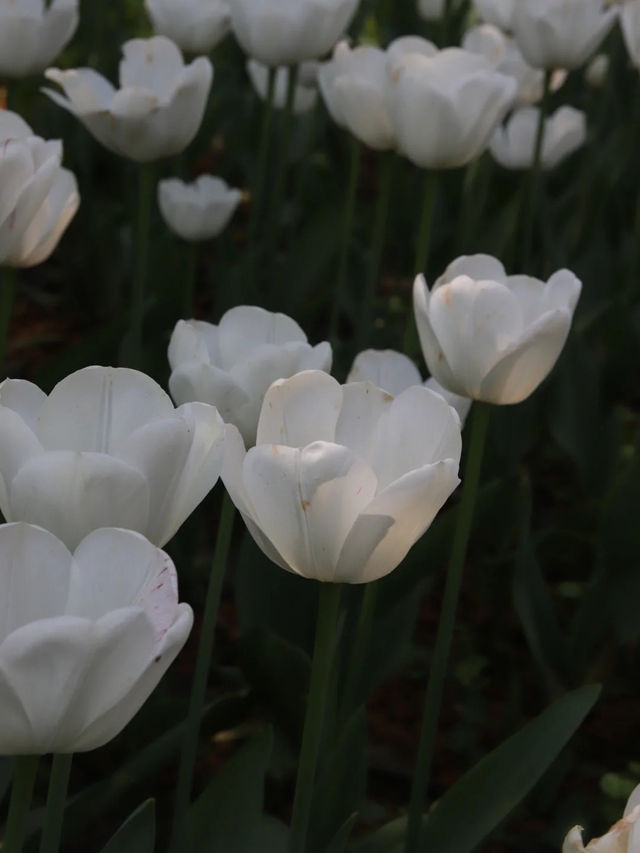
xmin=287 ymin=583 xmax=342 ymax=853
xmin=404 ymin=402 xmax=491 ymax=853
xmin=521 ymin=70 xmax=551 ymax=271
xmin=414 ymin=171 xmax=439 ymax=277
xmin=130 ymin=163 xmax=154 ymax=370
xmin=328 ymin=137 xmax=362 ymax=344
xmin=341 ymin=582 xmax=378 ymax=722
xmin=4 ymin=755 xmax=39 ymax=853
xmin=39 ymin=754 xmax=72 ymax=853
xmin=247 ymin=66 xmax=277 ymax=295
xmin=183 ymin=243 xmax=198 ymax=319
xmin=170 ymin=493 xmax=235 ymax=853
xmin=358 ymin=152 xmax=396 ymax=351
xmin=0 ymin=266 xmax=17 ymax=377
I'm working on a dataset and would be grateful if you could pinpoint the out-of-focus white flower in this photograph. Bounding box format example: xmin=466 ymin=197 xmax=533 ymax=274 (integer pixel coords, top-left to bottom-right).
xmin=490 ymin=105 xmax=587 ymax=170
xmin=462 ymin=24 xmax=545 ymax=105
xmin=0 ymin=110 xmax=79 ymax=268
xmin=158 ymin=175 xmax=242 ymax=241
xmin=584 ymin=52 xmax=609 ymax=87
xmin=620 ymin=0 xmax=640 ymax=70
xmin=228 ymin=0 xmax=360 ymax=66
xmin=145 ymin=0 xmax=231 ymax=54
xmin=563 ymin=783 xmax=640 ymax=852
xmin=347 ymin=348 xmax=471 ymax=425
xmin=0 ymin=523 xmax=192 ymax=754
xmin=472 ymin=0 xmax=514 ymax=31
xmin=413 ymin=254 xmax=582 ymax=404
xmin=387 ymin=46 xmax=516 ymax=169
xmin=168 ymin=308 xmax=332 ymax=445
xmin=44 ymin=36 xmax=213 ymax=162
xmin=222 ymin=370 xmax=462 ymax=584
xmin=416 ymin=0 xmax=464 ymax=22
xmin=0 ymin=0 xmax=78 ymax=78
xmin=318 ymin=41 xmax=395 ymax=150
xmin=511 ymin=0 xmax=617 ymax=71
xmin=247 ymin=59 xmax=318 ymax=112
xmin=0 ymin=367 xmax=226 ymax=549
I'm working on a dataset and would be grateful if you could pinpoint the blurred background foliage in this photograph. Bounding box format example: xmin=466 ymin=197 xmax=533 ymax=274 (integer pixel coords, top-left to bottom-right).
xmin=2 ymin=0 xmax=640 ymax=850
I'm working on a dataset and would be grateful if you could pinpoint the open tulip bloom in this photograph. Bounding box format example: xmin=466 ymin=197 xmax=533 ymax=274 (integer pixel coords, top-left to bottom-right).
xmin=222 ymin=370 xmax=462 ymax=584
xmin=145 ymin=0 xmax=231 ymax=55
xmin=158 ymin=175 xmax=242 ymax=242
xmin=0 ymin=366 xmax=226 ymax=550
xmin=168 ymin=306 xmax=332 ymax=446
xmin=43 ymin=35 xmax=213 ymax=162
xmin=0 ymin=523 xmax=192 ymax=754
xmin=0 ymin=110 xmax=79 ymax=268
xmin=413 ymin=254 xmax=582 ymax=404
xmin=490 ymin=105 xmax=587 ymax=171
xmin=0 ymin=0 xmax=79 ymax=78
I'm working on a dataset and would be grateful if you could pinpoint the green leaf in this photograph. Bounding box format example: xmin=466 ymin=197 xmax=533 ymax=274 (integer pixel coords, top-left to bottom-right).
xmin=351 ymin=685 xmax=600 ymax=853
xmin=323 ymin=814 xmax=358 ymax=853
xmin=101 ymin=799 xmax=155 ymax=853
xmin=187 ymin=727 xmax=273 ymax=853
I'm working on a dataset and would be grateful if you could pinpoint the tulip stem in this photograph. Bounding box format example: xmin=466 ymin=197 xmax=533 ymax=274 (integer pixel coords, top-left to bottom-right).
xmin=341 ymin=581 xmax=378 ymax=722
xmin=521 ymin=70 xmax=551 ymax=271
xmin=170 ymin=492 xmax=235 ymax=853
xmin=288 ymin=582 xmax=342 ymax=853
xmin=247 ymin=66 xmax=277 ymax=295
xmin=359 ymin=151 xmax=396 ymax=351
xmin=4 ymin=755 xmax=40 ymax=853
xmin=404 ymin=401 xmax=491 ymax=853
xmin=130 ymin=163 xmax=155 ymax=370
xmin=0 ymin=266 xmax=16 ymax=377
xmin=183 ymin=243 xmax=198 ymax=319
xmin=414 ymin=170 xmax=439 ymax=277
xmin=39 ymin=754 xmax=72 ymax=853
xmin=329 ymin=136 xmax=362 ymax=344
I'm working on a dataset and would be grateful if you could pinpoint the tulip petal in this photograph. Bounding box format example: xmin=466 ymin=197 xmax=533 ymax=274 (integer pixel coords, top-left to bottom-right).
xmin=44 ymin=68 xmax=116 ymax=114
xmin=71 ymin=604 xmax=192 ymax=751
xmin=242 ymin=441 xmax=378 ymax=582
xmin=10 ymin=451 xmax=150 ymax=550
xmin=256 ymin=370 xmax=342 ymax=447
xmin=437 ymin=253 xmax=507 ymax=285
xmin=347 ymin=349 xmax=422 ymax=395
xmin=36 ymin=366 xmax=174 ymax=452
xmin=334 ymin=381 xmax=395 ymax=467
xmin=18 ymin=167 xmax=79 ymax=267
xmin=168 ymin=319 xmax=217 ymax=370
xmin=0 ymin=523 xmax=72 ymax=644
xmin=218 ymin=305 xmax=307 ymax=371
xmin=0 ymin=406 xmax=43 ymax=519
xmin=478 ymin=309 xmax=572 ymax=404
xmin=338 ymin=459 xmax=460 ymax=583
xmin=169 ymin=360 xmax=250 ymax=418
xmin=69 ymin=529 xmax=179 ymax=636
xmin=413 ymin=275 xmax=460 ymax=394
xmin=119 ymin=36 xmax=185 ymax=99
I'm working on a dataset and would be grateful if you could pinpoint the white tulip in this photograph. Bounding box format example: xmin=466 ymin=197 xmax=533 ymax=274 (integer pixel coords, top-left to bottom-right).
xmin=43 ymin=36 xmax=213 ymax=162
xmin=168 ymin=308 xmax=332 ymax=446
xmin=387 ymin=47 xmax=516 ymax=169
xmin=222 ymin=370 xmax=461 ymax=584
xmin=490 ymin=105 xmax=587 ymax=170
xmin=0 ymin=523 xmax=192 ymax=754
xmin=416 ymin=0 xmax=464 ymax=22
xmin=145 ymin=0 xmax=231 ymax=54
xmin=228 ymin=0 xmax=360 ymax=66
xmin=472 ymin=0 xmax=514 ymax=31
xmin=462 ymin=24 xmax=545 ymax=106
xmin=0 ymin=110 xmax=79 ymax=268
xmin=318 ymin=41 xmax=395 ymax=150
xmin=0 ymin=367 xmax=226 ymax=549
xmin=158 ymin=175 xmax=242 ymax=241
xmin=511 ymin=0 xmax=617 ymax=71
xmin=247 ymin=59 xmax=319 ymax=113
xmin=347 ymin=349 xmax=471 ymax=425
xmin=620 ymin=0 xmax=640 ymax=70
xmin=563 ymin=784 xmax=640 ymax=852
xmin=413 ymin=254 xmax=582 ymax=404
xmin=0 ymin=0 xmax=78 ymax=78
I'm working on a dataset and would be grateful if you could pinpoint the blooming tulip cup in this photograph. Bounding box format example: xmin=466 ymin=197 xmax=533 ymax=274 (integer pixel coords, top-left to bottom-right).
xmin=222 ymin=370 xmax=462 ymax=584
xmin=413 ymin=254 xmax=582 ymax=404
xmin=0 ymin=523 xmax=192 ymax=754
xmin=0 ymin=0 xmax=79 ymax=79
xmin=145 ymin=0 xmax=231 ymax=55
xmin=0 ymin=366 xmax=226 ymax=549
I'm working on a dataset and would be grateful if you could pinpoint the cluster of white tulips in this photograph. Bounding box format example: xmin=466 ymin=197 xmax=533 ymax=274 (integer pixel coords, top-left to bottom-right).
xmin=0 ymin=0 xmax=637 ymax=850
